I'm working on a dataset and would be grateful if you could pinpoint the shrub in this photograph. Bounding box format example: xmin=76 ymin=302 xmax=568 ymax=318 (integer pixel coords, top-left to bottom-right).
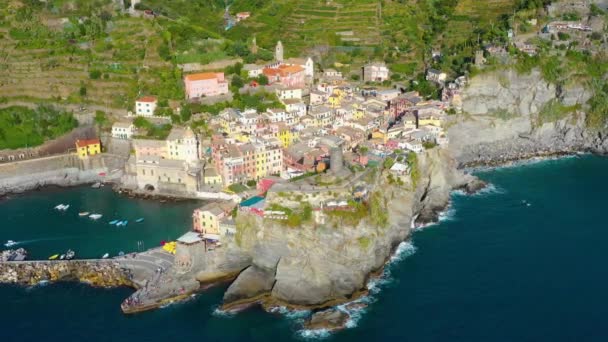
xmin=89 ymin=70 xmax=102 ymax=79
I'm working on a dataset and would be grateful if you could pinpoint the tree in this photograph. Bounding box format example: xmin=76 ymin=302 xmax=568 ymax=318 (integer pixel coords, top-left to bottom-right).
xmin=231 ymin=75 xmax=244 ymax=89
xmin=257 ymin=74 xmax=269 ymax=85
xmin=79 ymin=85 xmax=87 ymax=96
xmin=180 ymin=104 xmax=192 ymax=122
xmin=133 ymin=116 xmax=150 ymax=128
xmin=383 ymin=157 xmax=395 ymax=169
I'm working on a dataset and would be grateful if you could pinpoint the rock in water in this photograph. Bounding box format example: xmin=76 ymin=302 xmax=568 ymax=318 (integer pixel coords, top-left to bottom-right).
xmin=304 ymin=309 xmax=350 ymax=332
xmin=463 ymin=179 xmax=487 ymax=194
xmin=223 ymin=265 xmax=275 ymax=305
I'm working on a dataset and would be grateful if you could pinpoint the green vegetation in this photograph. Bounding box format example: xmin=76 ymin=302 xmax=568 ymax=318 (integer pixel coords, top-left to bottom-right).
xmin=369 ymin=191 xmax=388 ymax=228
xmin=586 ymin=80 xmax=608 ymax=129
xmin=536 ymin=100 xmax=580 ymax=126
xmin=0 ymin=106 xmax=78 ymax=149
xmin=228 ymin=183 xmax=248 ymax=193
xmin=132 ymin=117 xmax=172 ymax=140
xmin=358 ymin=236 xmax=372 ymax=250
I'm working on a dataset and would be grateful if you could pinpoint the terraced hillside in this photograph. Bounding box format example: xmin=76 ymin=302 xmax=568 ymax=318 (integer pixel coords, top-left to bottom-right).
xmin=0 ymin=0 xmax=521 ymax=110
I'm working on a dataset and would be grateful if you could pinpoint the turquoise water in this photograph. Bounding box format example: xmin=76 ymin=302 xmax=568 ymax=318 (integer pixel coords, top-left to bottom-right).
xmin=0 ymin=187 xmax=202 ymax=259
xmin=2 ymin=155 xmax=608 ymax=341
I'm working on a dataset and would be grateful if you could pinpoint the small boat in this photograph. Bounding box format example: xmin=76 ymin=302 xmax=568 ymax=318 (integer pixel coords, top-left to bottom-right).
xmin=118 ymin=251 xmax=125 ymax=256
xmin=4 ymin=240 xmax=17 ymax=247
xmin=122 ymin=220 xmax=128 ymax=226
xmin=59 ymin=254 xmax=65 ymax=260
xmin=54 ymin=204 xmax=69 ymax=211
xmin=89 ymin=214 xmax=103 ymax=220
xmin=79 ymin=212 xmax=90 ymax=217
xmin=109 ymin=220 xmax=118 ymax=225
xmin=65 ymin=249 xmax=75 ymax=260
xmin=91 ymin=182 xmax=101 ymax=189
xmin=135 ymin=218 xmax=144 ymax=223
xmin=102 ymin=253 xmax=109 ymax=259
xmin=48 ymin=254 xmax=59 ymax=260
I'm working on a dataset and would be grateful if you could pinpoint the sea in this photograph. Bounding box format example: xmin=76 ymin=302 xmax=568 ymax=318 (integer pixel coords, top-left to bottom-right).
xmin=1 ymin=155 xmax=608 ymax=342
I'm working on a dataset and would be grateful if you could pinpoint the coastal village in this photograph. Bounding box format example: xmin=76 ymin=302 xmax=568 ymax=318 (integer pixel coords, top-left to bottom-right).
xmin=0 ymin=0 xmax=607 ymax=334
xmin=98 ymin=40 xmax=458 ymax=248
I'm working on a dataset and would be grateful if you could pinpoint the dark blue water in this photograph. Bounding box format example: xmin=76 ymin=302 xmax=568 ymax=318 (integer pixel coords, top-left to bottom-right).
xmin=0 ymin=187 xmax=202 ymax=259
xmin=2 ymin=155 xmax=608 ymax=341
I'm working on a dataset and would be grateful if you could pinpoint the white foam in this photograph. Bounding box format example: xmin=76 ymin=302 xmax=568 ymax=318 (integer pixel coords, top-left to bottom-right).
xmin=212 ymin=306 xmax=236 ymax=318
xmin=297 ymin=328 xmax=331 ymax=340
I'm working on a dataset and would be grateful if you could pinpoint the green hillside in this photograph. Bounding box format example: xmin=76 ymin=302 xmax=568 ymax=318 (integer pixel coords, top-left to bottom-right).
xmin=0 ymin=0 xmax=521 ymax=110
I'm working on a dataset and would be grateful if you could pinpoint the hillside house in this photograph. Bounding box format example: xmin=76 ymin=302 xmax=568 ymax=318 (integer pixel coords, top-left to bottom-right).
xmin=426 ymin=69 xmax=447 ymax=84
xmin=184 ymin=72 xmax=229 ymax=99
xmin=135 ymin=96 xmax=157 ymax=116
xmin=362 ymin=62 xmax=389 ymax=82
xmin=263 ymin=65 xmax=306 ymax=88
xmin=75 ymin=139 xmax=101 ymax=159
xmin=112 ymin=122 xmax=136 ymax=139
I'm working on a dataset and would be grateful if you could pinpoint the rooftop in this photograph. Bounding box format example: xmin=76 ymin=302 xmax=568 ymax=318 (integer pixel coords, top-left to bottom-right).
xmin=137 ymin=96 xmax=157 ymax=103
xmin=184 ymin=72 xmax=223 ymax=82
xmin=76 ymin=139 xmax=100 ymax=148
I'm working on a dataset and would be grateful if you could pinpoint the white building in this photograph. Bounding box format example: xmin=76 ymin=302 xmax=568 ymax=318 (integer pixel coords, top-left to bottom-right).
xmin=244 ymin=64 xmax=264 ymax=78
xmin=112 ymin=122 xmax=136 ymax=139
xmin=135 ymin=96 xmax=157 ymax=116
xmin=276 ymin=87 xmax=302 ymax=101
xmin=362 ymin=62 xmax=390 ymax=82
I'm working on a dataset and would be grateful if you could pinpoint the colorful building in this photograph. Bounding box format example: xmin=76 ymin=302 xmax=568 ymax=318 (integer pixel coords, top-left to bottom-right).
xmin=75 ymin=139 xmax=101 ymax=159
xmin=184 ymin=72 xmax=229 ymax=99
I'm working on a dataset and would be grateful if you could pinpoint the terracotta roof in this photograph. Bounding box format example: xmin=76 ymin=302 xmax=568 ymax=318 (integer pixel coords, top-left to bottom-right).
xmin=184 ymin=72 xmax=222 ymax=81
xmin=263 ymin=65 xmax=305 ymax=78
xmin=137 ymin=96 xmax=157 ymax=103
xmin=76 ymin=139 xmax=100 ymax=148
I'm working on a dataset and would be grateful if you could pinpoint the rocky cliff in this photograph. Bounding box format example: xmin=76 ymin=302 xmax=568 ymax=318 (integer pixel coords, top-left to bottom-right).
xmin=172 ymin=148 xmax=477 ymax=313
xmin=449 ymin=69 xmax=607 ymax=166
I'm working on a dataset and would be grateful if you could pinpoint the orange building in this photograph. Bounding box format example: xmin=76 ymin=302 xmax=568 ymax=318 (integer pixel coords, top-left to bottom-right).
xmin=75 ymin=139 xmax=101 ymax=159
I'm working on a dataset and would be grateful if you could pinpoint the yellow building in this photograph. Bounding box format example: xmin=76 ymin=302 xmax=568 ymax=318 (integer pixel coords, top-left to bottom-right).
xmin=75 ymin=139 xmax=101 ymax=159
xmin=276 ymin=125 xmax=298 ymax=148
xmin=234 ymin=132 xmax=251 ymax=143
xmin=419 ymin=116 xmax=443 ymax=127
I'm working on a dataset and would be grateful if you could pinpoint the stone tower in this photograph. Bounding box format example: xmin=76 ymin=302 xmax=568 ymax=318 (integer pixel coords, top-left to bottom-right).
xmin=251 ymin=36 xmax=258 ymax=55
xmin=275 ymin=41 xmax=284 ymax=62
xmin=330 ymin=147 xmax=344 ymax=174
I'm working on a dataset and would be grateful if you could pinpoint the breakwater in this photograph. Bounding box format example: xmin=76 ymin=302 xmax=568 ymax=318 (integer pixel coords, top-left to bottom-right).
xmin=0 ymin=260 xmax=134 ymax=287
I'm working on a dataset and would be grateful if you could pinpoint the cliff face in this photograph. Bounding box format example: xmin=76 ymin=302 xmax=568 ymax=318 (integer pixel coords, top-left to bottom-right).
xmin=449 ymin=69 xmax=607 ymax=166
xmin=174 ymin=149 xmax=474 ymax=311
xmin=220 ymin=149 xmax=468 ymax=309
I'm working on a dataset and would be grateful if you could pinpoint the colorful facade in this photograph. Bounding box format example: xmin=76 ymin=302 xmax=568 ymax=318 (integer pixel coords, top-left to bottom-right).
xmin=75 ymin=139 xmax=101 ymax=159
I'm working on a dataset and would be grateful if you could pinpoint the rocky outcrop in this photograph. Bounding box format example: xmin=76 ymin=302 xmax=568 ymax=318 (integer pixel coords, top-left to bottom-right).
xmin=450 ymin=69 xmax=606 ymax=167
xmin=304 ymin=309 xmax=350 ymax=332
xmin=223 ymin=265 xmax=275 ymax=306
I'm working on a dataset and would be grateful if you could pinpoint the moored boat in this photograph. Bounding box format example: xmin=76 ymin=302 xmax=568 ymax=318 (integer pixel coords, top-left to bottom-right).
xmin=102 ymin=253 xmax=109 ymax=259
xmin=4 ymin=240 xmax=17 ymax=248
xmin=109 ymin=220 xmax=118 ymax=225
xmin=65 ymin=249 xmax=75 ymax=260
xmin=135 ymin=218 xmax=144 ymax=223
xmin=89 ymin=214 xmax=103 ymax=220
xmin=79 ymin=212 xmax=90 ymax=217
xmin=48 ymin=254 xmax=59 ymax=260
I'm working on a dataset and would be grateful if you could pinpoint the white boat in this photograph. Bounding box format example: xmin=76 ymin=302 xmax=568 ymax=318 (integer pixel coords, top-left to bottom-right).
xmin=4 ymin=240 xmax=17 ymax=247
xmin=102 ymin=253 xmax=109 ymax=259
xmin=54 ymin=204 xmax=69 ymax=211
xmin=78 ymin=212 xmax=90 ymax=217
xmin=89 ymin=214 xmax=103 ymax=220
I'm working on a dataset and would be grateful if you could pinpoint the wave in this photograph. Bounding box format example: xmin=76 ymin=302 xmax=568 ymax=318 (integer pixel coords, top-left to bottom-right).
xmin=9 ymin=236 xmax=78 ymax=246
xmin=212 ymin=306 xmax=237 ymax=318
xmin=297 ymin=328 xmax=331 ymax=340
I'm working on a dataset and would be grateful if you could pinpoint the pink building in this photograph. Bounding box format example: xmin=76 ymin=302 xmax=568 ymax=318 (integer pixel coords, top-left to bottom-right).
xmin=184 ymin=72 xmax=229 ymax=99
xmin=262 ymin=65 xmax=305 ymax=88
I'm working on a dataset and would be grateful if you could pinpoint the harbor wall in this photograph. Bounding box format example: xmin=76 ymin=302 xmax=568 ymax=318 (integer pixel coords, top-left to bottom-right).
xmin=0 ymin=260 xmax=134 ymax=287
xmin=0 ymin=154 xmax=125 ymax=196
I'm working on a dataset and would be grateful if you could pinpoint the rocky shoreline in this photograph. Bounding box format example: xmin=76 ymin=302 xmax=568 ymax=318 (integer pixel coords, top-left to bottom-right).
xmin=0 ymin=260 xmax=134 ymax=288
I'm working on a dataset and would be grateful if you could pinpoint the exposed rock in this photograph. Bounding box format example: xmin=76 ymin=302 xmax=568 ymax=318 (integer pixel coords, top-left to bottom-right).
xmin=223 ymin=265 xmax=275 ymax=305
xmin=304 ymin=309 xmax=350 ymax=332
xmin=461 ymin=179 xmax=487 ymax=194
